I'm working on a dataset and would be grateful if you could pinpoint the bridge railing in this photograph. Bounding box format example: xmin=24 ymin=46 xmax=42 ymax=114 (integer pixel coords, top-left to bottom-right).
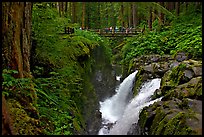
xmin=88 ymin=28 xmax=142 ymax=35
xmin=62 ymin=27 xmax=142 ymax=36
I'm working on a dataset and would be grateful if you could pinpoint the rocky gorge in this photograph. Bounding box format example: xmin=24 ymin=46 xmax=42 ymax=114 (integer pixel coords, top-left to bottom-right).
xmin=123 ymin=52 xmax=202 ymax=135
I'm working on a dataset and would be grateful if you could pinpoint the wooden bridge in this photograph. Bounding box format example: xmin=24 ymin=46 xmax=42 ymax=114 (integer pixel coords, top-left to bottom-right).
xmin=63 ymin=27 xmax=142 ymax=37
xmin=89 ymin=28 xmax=142 ymax=37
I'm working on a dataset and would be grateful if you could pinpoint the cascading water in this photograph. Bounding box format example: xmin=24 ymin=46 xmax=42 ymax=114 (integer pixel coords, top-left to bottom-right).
xmin=98 ymin=71 xmax=162 ymax=135
xmin=98 ymin=70 xmax=138 ymax=135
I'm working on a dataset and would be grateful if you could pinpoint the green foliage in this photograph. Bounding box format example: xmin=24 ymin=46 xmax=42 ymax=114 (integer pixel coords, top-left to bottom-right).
xmin=2 ymin=69 xmax=34 ymax=98
xmin=31 ymin=3 xmax=113 ymax=135
xmin=120 ymin=9 xmax=202 ymax=66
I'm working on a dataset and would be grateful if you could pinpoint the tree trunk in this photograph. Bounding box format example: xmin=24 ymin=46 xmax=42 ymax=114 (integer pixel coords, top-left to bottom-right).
xmin=65 ymin=2 xmax=68 ymax=13
xmin=2 ymin=2 xmax=32 ymax=78
xmin=2 ymin=96 xmax=16 ymax=135
xmin=121 ymin=2 xmax=125 ymax=27
xmin=166 ymin=2 xmax=174 ymax=11
xmin=129 ymin=3 xmax=133 ymax=27
xmin=82 ymin=2 xmax=85 ymax=29
xmin=152 ymin=9 xmax=156 ymax=23
xmin=159 ymin=2 xmax=164 ymax=25
xmin=106 ymin=2 xmax=109 ymax=27
xmin=175 ymin=2 xmax=180 ymax=16
xmin=97 ymin=2 xmax=101 ymax=29
xmin=2 ymin=2 xmax=37 ymax=105
xmin=2 ymin=2 xmax=38 ymax=134
xmin=61 ymin=2 xmax=64 ymax=17
xmin=57 ymin=2 xmax=61 ymax=16
xmin=68 ymin=2 xmax=72 ymax=19
xmin=72 ymin=2 xmax=77 ymax=23
xmin=132 ymin=3 xmax=136 ymax=28
xmin=148 ymin=6 xmax=152 ymax=31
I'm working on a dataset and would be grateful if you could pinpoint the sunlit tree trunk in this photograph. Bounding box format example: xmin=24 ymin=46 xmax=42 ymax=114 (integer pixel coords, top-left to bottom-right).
xmin=72 ymin=2 xmax=77 ymax=23
xmin=82 ymin=2 xmax=85 ymax=29
xmin=68 ymin=2 xmax=72 ymax=19
xmin=2 ymin=2 xmax=32 ymax=78
xmin=2 ymin=1 xmax=37 ymax=105
xmin=2 ymin=2 xmax=38 ymax=127
xmin=57 ymin=2 xmax=60 ymax=16
xmin=86 ymin=2 xmax=91 ymax=29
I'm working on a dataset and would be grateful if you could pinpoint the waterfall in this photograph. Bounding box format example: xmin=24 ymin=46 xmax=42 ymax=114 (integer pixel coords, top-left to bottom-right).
xmin=98 ymin=71 xmax=162 ymax=135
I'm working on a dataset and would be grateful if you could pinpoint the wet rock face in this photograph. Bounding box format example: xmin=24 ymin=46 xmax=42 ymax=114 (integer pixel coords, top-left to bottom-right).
xmin=127 ymin=54 xmax=202 ymax=135
xmin=86 ymin=109 xmax=102 ymax=135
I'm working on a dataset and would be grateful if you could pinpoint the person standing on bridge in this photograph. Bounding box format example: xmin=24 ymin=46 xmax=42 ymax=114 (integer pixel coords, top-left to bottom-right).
xmin=122 ymin=26 xmax=125 ymax=33
xmin=126 ymin=27 xmax=129 ymax=34
xmin=110 ymin=26 xmax=112 ymax=32
xmin=115 ymin=26 xmax=118 ymax=32
xmin=105 ymin=27 xmax=108 ymax=33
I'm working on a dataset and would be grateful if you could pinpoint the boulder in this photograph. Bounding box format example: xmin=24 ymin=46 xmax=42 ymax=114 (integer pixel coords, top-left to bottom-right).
xmin=174 ymin=52 xmax=188 ymax=62
xmin=135 ymin=98 xmax=202 ymax=135
xmin=192 ymin=66 xmax=202 ymax=76
xmin=127 ymin=55 xmax=202 ymax=135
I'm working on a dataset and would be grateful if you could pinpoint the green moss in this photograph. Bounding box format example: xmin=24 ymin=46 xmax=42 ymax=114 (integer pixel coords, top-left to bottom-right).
xmin=163 ymin=112 xmax=192 ymax=135
xmin=128 ymin=59 xmax=135 ymax=74
xmin=154 ymin=114 xmax=170 ymax=135
xmin=138 ymin=109 xmax=149 ymax=130
xmin=133 ymin=67 xmax=145 ymax=96
xmin=73 ymin=118 xmax=82 ymax=132
xmin=149 ymin=107 xmax=167 ymax=134
xmin=7 ymin=99 xmax=41 ymax=135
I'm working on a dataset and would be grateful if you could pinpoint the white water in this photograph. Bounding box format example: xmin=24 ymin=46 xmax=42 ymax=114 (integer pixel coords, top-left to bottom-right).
xmin=116 ymin=75 xmax=122 ymax=81
xmin=98 ymin=71 xmax=162 ymax=135
xmin=99 ymin=71 xmax=138 ymax=124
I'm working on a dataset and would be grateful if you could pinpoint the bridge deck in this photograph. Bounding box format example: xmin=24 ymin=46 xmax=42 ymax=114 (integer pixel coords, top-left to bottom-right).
xmin=89 ymin=28 xmax=142 ymax=37
xmin=63 ymin=27 xmax=142 ymax=37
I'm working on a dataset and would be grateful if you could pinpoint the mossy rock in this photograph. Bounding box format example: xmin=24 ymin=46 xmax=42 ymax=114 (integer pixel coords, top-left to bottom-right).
xmin=162 ymin=76 xmax=202 ymax=100
xmin=138 ymin=98 xmax=202 ymax=135
xmin=7 ymin=99 xmax=42 ymax=135
xmin=132 ymin=67 xmax=148 ymax=96
xmin=160 ymin=63 xmax=187 ymax=97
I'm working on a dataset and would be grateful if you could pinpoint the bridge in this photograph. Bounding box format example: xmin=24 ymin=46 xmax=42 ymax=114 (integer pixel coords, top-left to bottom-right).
xmin=88 ymin=28 xmax=142 ymax=37
xmin=63 ymin=27 xmax=143 ymax=37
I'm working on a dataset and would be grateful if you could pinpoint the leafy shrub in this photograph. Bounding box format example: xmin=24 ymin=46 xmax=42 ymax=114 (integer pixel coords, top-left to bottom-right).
xmin=31 ymin=3 xmax=112 ymax=135
xmin=120 ymin=9 xmax=202 ymax=66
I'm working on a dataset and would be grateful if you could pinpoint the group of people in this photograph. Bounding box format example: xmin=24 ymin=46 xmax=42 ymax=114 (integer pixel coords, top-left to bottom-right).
xmin=104 ymin=26 xmax=134 ymax=33
xmin=78 ymin=26 xmax=136 ymax=34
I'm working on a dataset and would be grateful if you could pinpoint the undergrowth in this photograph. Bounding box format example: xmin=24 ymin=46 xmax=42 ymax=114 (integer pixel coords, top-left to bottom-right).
xmin=120 ymin=7 xmax=202 ymax=66
xmin=2 ymin=3 xmax=112 ymax=135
